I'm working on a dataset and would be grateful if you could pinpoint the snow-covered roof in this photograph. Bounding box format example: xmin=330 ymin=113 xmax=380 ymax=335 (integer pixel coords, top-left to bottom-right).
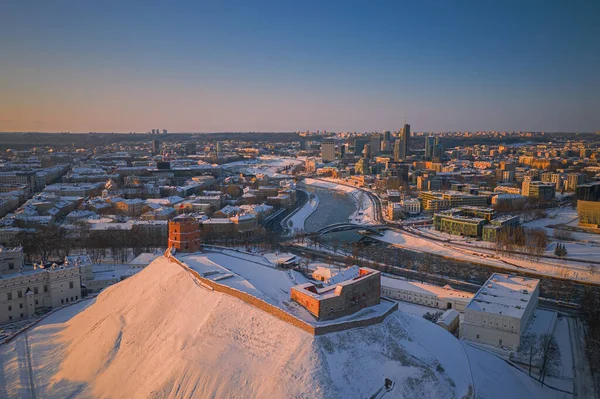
xmin=466 ymin=273 xmax=539 ymax=319
xmin=381 ymin=276 xmax=474 ymax=302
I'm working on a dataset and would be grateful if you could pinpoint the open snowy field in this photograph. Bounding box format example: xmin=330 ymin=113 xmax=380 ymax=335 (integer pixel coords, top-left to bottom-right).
xmin=0 ymin=254 xmax=564 ymax=399
xmin=222 ymin=156 xmax=303 ymax=178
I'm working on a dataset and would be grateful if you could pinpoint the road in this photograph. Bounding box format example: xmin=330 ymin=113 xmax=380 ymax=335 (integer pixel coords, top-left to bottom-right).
xmin=568 ymin=317 xmax=596 ymax=398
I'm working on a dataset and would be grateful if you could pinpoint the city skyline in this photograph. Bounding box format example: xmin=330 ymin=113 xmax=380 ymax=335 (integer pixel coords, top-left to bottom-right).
xmin=1 ymin=1 xmax=599 ymax=133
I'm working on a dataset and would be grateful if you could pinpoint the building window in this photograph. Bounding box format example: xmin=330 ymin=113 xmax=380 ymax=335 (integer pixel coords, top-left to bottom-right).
xmin=19 ymin=304 xmax=23 ymax=309
xmin=61 ymin=299 xmax=64 ymax=304
xmin=76 ymin=295 xmax=78 ymax=300
xmin=8 ymin=262 xmax=14 ymax=270
xmin=9 ymin=316 xmax=12 ymax=320
xmin=476 ymin=334 xmax=480 ymax=339
xmin=34 ymin=287 xmax=38 ymax=295
xmin=43 ymin=285 xmax=48 ymax=293
xmin=20 ymin=313 xmax=24 ymax=318
xmin=7 ymin=293 xmax=12 ymax=301
xmin=8 ymin=306 xmax=12 ymax=311
xmin=35 ymin=300 xmax=38 ymax=305
xmin=69 ymin=281 xmax=74 ymax=289
xmin=18 ymin=290 xmax=23 ymax=298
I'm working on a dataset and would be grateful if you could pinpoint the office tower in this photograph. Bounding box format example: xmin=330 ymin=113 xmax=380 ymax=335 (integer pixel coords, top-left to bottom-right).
xmin=163 ymin=129 xmax=168 ymax=134
xmin=393 ymin=139 xmax=403 ymax=161
xmin=402 ymin=123 xmax=410 ymax=158
xmin=353 ymin=137 xmax=369 ymax=156
xmin=425 ymin=136 xmax=435 ymax=160
xmin=432 ymin=137 xmax=443 ymax=161
xmin=321 ymin=139 xmax=336 ymax=162
xmin=369 ymin=134 xmax=381 ymax=156
xmin=152 ymin=139 xmax=160 ymax=155
xmin=216 ymin=141 xmax=223 ymax=153
xmin=383 ymin=130 xmax=391 ymax=143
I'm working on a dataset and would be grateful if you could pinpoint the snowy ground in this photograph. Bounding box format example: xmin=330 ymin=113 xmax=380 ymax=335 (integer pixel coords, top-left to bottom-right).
xmin=178 ymin=249 xmax=396 ymax=326
xmin=222 ymin=156 xmax=303 ymax=178
xmin=463 ymin=342 xmax=569 ymax=399
xmin=304 ymin=178 xmax=377 ymax=225
xmin=281 ymin=189 xmax=319 ymax=234
xmin=373 ymin=228 xmax=600 ymax=284
xmin=0 ymin=253 xmax=565 ymax=399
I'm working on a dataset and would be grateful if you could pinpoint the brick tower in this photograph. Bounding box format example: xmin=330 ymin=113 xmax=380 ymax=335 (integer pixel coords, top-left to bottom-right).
xmin=168 ymin=216 xmax=201 ymax=253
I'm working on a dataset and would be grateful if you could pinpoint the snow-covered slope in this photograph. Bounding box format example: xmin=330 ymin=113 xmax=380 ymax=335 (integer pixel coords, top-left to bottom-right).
xmin=0 ymin=255 xmax=562 ymax=399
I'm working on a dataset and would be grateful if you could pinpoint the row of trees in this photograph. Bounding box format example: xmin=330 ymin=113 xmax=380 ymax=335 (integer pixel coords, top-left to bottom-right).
xmin=494 ymin=226 xmax=548 ymax=260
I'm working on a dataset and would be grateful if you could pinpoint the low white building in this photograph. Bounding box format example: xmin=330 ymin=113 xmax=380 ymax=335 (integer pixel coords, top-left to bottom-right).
xmin=381 ymin=276 xmax=473 ymax=311
xmin=1 ymin=248 xmax=82 ymax=323
xmin=461 ymin=273 xmax=539 ymax=350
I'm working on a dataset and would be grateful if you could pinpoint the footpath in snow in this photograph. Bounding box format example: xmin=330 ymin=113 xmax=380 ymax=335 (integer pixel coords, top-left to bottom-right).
xmin=304 ymin=178 xmax=376 ymax=225
xmin=281 ymin=189 xmax=319 ymax=235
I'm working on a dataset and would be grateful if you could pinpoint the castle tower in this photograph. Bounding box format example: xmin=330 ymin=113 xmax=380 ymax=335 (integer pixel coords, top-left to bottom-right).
xmin=168 ymin=216 xmax=201 ymax=253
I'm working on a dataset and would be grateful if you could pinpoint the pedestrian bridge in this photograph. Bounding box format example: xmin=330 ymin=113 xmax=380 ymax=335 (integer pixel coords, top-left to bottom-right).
xmin=315 ymin=223 xmax=388 ymax=236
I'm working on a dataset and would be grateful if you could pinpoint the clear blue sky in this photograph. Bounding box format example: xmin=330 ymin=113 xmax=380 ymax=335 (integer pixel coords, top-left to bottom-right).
xmin=1 ymin=0 xmax=598 ymax=133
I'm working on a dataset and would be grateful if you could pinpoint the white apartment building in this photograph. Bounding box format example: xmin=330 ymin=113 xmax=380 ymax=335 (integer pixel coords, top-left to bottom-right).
xmin=461 ymin=273 xmax=539 ymax=350
xmin=401 ymin=198 xmax=421 ymax=215
xmin=1 ymin=247 xmax=82 ymax=323
xmin=381 ymin=276 xmax=473 ymax=312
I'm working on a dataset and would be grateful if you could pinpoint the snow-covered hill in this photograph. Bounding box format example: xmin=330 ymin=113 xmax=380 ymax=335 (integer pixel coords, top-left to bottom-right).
xmin=0 ymin=255 xmax=563 ymax=398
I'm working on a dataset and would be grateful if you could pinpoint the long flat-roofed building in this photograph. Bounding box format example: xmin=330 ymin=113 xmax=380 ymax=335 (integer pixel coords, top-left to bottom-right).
xmin=381 ymin=276 xmax=473 ymax=312
xmin=461 ymin=273 xmax=539 ymax=350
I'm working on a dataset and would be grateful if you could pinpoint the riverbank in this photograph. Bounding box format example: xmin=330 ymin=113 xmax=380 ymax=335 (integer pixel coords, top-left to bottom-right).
xmin=280 ymin=189 xmax=319 ymax=235
xmin=304 ymin=178 xmax=376 ymax=225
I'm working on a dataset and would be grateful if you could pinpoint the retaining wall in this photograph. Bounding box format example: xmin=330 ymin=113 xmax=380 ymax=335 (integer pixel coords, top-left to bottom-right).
xmin=166 ymin=252 xmax=396 ymax=335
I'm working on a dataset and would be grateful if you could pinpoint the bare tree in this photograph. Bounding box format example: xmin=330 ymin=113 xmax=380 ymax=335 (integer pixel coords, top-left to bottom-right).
xmin=538 ymin=333 xmax=561 ymax=386
xmin=520 ymin=333 xmax=538 ymax=376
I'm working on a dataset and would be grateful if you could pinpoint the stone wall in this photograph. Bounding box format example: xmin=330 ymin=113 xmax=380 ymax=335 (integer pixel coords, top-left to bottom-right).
xmin=167 ymin=253 xmax=396 ymax=335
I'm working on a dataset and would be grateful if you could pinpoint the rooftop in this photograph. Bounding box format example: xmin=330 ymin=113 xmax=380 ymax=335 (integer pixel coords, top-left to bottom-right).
xmin=466 ymin=273 xmax=539 ymax=319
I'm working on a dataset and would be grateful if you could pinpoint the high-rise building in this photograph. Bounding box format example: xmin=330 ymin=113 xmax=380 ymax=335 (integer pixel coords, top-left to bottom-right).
xmin=566 ymin=173 xmax=585 ymax=191
xmin=402 ymin=123 xmax=410 ymax=157
xmin=363 ymin=144 xmax=371 ymax=159
xmin=394 ymin=123 xmax=410 ymax=161
xmin=369 ymin=134 xmax=381 ymax=157
xmin=425 ymin=136 xmax=435 ymax=160
xmin=321 ymin=139 xmax=336 ymax=162
xmin=353 ymin=138 xmax=369 ymax=156
xmin=393 ymin=139 xmax=403 ymax=162
xmin=152 ymin=139 xmax=160 ymax=155
xmin=163 ymin=129 xmax=168 ymax=134
xmin=216 ymin=141 xmax=223 ymax=153
xmin=383 ymin=131 xmax=391 ymax=143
